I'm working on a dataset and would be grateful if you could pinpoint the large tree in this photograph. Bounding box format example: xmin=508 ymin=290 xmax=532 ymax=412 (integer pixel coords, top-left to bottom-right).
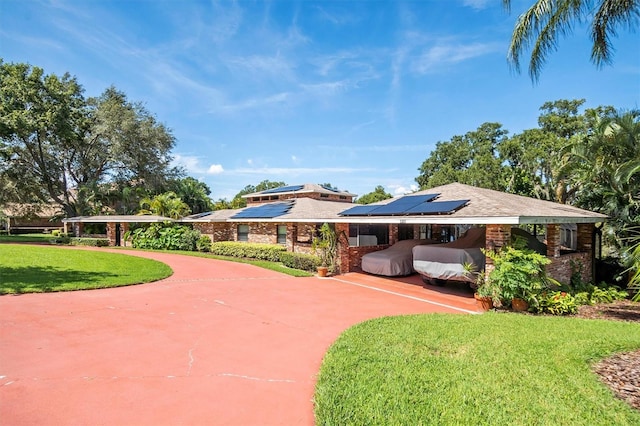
xmin=357 ymin=185 xmax=393 ymax=204
xmin=504 ymin=0 xmax=640 ymax=81
xmin=416 ymin=122 xmax=508 ymax=190
xmin=0 ymin=61 xmax=179 ymax=217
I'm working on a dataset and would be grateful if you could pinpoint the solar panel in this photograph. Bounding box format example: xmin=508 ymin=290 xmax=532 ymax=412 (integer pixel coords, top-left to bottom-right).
xmin=366 ymin=194 xmax=439 ymax=215
xmin=339 ymin=205 xmax=379 ymax=216
xmin=405 ymin=199 xmax=469 ymax=215
xmin=231 ymin=201 xmax=294 ymax=219
xmin=320 ymin=185 xmax=339 ymax=193
xmin=261 ymin=185 xmax=304 ymax=194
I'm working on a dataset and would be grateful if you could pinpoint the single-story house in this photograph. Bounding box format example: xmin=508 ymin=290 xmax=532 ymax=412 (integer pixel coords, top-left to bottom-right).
xmin=184 ymin=183 xmax=606 ymax=285
xmin=1 ymin=203 xmax=63 ymax=234
xmin=62 ymin=182 xmax=607 ymax=285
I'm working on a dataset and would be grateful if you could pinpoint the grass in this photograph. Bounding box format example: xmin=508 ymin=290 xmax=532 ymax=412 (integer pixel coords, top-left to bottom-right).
xmin=0 ymin=245 xmax=172 ymax=294
xmin=0 ymin=233 xmax=55 ymax=243
xmin=314 ymin=312 xmax=640 ymax=425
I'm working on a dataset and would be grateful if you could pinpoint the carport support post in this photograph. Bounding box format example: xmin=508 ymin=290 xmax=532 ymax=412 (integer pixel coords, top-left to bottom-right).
xmin=120 ymin=222 xmax=129 ymax=247
xmin=106 ymin=222 xmax=116 ymax=246
xmin=484 ymin=224 xmax=511 ymax=278
xmin=546 ymin=224 xmax=561 ymax=258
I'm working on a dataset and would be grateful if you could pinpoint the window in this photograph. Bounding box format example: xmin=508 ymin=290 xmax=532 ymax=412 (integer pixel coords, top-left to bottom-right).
xmin=237 ymin=224 xmax=249 ymax=242
xmin=348 ymin=224 xmax=389 ymax=246
xmin=277 ymin=225 xmax=287 ymax=244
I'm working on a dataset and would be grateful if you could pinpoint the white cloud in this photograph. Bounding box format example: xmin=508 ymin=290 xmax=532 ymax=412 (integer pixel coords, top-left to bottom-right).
xmin=207 ymin=164 xmax=224 ymax=174
xmin=412 ymin=42 xmax=501 ymax=74
xmin=391 ymin=184 xmax=419 ymax=195
xmin=173 ymin=154 xmax=224 ymax=175
xmin=462 ymin=0 xmax=491 ymax=10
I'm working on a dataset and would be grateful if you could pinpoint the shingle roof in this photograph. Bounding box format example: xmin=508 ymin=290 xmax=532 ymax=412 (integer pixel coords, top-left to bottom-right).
xmin=63 ymin=215 xmax=174 ymax=223
xmin=193 ymin=183 xmax=606 ymax=225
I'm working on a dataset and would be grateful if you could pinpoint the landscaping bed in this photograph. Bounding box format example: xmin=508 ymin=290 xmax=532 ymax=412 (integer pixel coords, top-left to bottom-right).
xmin=576 ymin=301 xmax=640 ymax=411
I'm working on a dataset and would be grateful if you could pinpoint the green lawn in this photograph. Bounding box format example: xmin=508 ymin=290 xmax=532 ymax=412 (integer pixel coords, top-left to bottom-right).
xmin=0 ymin=245 xmax=172 ymax=294
xmin=314 ymin=313 xmax=640 ymax=425
xmin=0 ymin=233 xmax=55 ymax=243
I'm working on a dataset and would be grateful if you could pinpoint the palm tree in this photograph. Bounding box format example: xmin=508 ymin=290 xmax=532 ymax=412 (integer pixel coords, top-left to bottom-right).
xmin=503 ymin=0 xmax=639 ymax=81
xmin=139 ymin=192 xmax=191 ymax=219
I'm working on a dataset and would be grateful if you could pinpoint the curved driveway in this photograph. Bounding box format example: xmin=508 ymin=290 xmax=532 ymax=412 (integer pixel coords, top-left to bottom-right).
xmin=0 ymin=248 xmax=476 ymax=425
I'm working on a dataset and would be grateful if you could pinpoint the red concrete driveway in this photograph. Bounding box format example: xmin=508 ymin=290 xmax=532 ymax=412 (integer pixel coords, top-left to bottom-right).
xmin=0 ymin=248 xmax=476 ymax=425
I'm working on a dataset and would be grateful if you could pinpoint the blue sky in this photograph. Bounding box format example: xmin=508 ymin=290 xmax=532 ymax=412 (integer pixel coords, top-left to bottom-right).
xmin=2 ymin=0 xmax=639 ymax=201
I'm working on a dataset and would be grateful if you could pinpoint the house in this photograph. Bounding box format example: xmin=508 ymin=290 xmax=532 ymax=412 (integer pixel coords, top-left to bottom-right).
xmin=186 ymin=182 xmax=607 ymax=285
xmin=1 ymin=203 xmax=63 ymax=234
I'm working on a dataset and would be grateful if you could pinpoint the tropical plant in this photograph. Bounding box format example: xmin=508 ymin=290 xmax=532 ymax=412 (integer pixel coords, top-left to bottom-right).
xmin=138 ymin=192 xmax=191 ymax=219
xmin=312 ymin=223 xmax=339 ymax=272
xmin=623 ymin=227 xmax=640 ymax=302
xmin=129 ymin=223 xmax=201 ymax=251
xmin=504 ymin=0 xmax=640 ymax=81
xmin=169 ymin=177 xmax=214 ymax=214
xmin=484 ymin=246 xmax=555 ymax=303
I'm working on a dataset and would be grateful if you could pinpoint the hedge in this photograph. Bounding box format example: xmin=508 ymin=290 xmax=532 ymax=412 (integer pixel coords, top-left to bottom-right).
xmin=70 ymin=237 xmax=110 ymax=247
xmin=210 ymin=242 xmax=286 ymax=261
xmin=279 ymin=251 xmax=320 ymax=272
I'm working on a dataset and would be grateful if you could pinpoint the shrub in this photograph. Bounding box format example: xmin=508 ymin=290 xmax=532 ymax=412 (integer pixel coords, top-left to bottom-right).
xmin=484 ymin=246 xmax=554 ymax=303
xmin=590 ymin=286 xmax=628 ymax=304
xmin=210 ymin=242 xmax=285 ymax=261
xmin=51 ymin=229 xmax=61 ymax=237
xmin=130 ymin=224 xmax=202 ymax=251
xmin=70 ymin=238 xmax=109 ymax=247
xmin=279 ymin=251 xmax=320 ymax=271
xmin=50 ymin=233 xmax=71 ymax=244
xmin=531 ymin=291 xmax=578 ymax=315
xmin=196 ymin=235 xmax=212 ymax=252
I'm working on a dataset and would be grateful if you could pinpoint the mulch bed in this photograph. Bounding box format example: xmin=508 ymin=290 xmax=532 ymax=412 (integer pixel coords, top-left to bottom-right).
xmin=575 ymin=301 xmax=640 ymax=411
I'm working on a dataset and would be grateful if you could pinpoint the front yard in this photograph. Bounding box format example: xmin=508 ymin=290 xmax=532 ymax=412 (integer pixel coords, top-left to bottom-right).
xmin=314 ymin=312 xmax=640 ymax=425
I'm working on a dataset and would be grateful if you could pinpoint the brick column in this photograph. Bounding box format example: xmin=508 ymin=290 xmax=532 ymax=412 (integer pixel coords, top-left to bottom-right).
xmin=546 ymin=224 xmax=561 ymax=258
xmin=577 ymin=223 xmax=595 ymax=283
xmin=287 ymin=223 xmax=296 ymax=252
xmin=484 ymin=224 xmax=511 ymax=277
xmin=335 ymin=223 xmax=350 ymax=274
xmin=120 ymin=222 xmax=129 ymax=247
xmin=389 ymin=224 xmax=398 ymax=245
xmin=106 ymin=222 xmax=116 ymax=247
xmin=72 ymin=222 xmax=84 ymax=237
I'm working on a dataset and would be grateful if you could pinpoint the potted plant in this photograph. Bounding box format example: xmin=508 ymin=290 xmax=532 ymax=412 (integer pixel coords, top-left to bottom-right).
xmin=312 ymin=223 xmax=338 ymax=277
xmin=473 ymin=273 xmax=499 ymax=311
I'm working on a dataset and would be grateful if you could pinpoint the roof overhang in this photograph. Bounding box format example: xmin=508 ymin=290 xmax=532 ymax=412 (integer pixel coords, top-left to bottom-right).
xmin=62 ymin=215 xmax=174 ymax=223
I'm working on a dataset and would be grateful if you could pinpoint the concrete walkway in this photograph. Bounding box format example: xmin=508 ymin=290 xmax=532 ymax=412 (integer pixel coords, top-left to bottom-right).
xmin=0 ymin=249 xmax=476 ymax=425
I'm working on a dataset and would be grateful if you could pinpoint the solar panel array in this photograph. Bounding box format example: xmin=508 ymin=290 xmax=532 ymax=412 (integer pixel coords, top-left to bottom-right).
xmin=231 ymin=201 xmax=295 ymax=219
xmin=320 ymin=185 xmax=340 ymax=193
xmin=340 ymin=194 xmax=468 ymax=216
xmin=261 ymin=185 xmax=304 ymax=194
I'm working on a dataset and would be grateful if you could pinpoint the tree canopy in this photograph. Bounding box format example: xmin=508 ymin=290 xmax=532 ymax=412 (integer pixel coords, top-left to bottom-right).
xmin=357 ymin=185 xmax=393 ymax=205
xmin=504 ymin=0 xmax=640 ymax=81
xmin=0 ymin=61 xmax=180 ymax=217
xmin=415 ymin=98 xmax=638 ymax=255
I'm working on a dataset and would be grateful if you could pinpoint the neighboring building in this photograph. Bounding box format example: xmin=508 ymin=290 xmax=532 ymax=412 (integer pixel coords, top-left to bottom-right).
xmin=186 ymin=182 xmax=607 ymax=285
xmin=1 ymin=203 xmax=63 ymax=234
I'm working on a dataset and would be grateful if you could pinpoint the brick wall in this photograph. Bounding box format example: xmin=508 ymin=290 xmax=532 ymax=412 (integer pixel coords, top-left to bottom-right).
xmin=193 ymin=222 xmax=234 ymax=242
xmin=546 ymin=252 xmax=592 ymax=285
